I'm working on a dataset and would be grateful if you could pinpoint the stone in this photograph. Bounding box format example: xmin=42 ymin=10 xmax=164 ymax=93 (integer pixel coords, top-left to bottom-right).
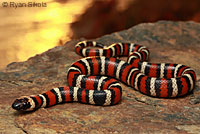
xmin=0 ymin=21 xmax=200 ymax=134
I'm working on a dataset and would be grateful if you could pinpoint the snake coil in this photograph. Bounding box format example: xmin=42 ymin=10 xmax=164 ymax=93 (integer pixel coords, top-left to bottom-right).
xmin=12 ymin=41 xmax=196 ymax=111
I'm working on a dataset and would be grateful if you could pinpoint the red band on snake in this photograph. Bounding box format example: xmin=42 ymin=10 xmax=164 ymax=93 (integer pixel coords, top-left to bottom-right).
xmin=12 ymin=41 xmax=196 ymax=111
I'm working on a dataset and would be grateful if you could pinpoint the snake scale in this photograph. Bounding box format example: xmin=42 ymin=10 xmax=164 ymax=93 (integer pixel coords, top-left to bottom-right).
xmin=12 ymin=41 xmax=196 ymax=111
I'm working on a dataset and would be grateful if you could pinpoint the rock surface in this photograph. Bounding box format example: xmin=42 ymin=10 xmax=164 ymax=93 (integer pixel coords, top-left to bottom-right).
xmin=1 ymin=21 xmax=200 ymax=134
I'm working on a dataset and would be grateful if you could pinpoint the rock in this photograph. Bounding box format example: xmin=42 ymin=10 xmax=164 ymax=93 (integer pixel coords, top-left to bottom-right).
xmin=1 ymin=21 xmax=200 ymax=134
xmin=71 ymin=0 xmax=200 ymax=39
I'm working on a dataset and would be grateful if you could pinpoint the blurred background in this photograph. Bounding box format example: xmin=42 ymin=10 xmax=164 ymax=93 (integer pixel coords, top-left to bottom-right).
xmin=0 ymin=0 xmax=200 ymax=69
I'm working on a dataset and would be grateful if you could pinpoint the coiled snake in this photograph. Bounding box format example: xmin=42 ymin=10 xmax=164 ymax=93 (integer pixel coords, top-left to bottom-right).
xmin=12 ymin=41 xmax=196 ymax=111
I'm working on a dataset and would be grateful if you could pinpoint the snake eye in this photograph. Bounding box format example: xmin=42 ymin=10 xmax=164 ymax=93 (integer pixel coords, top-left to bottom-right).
xmin=12 ymin=97 xmax=31 ymax=111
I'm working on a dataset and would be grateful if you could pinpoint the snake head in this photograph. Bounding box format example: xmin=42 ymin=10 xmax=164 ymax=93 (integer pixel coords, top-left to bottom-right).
xmin=12 ymin=97 xmax=32 ymax=111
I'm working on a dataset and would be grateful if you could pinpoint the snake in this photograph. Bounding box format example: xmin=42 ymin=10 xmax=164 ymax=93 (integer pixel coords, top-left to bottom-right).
xmin=12 ymin=41 xmax=196 ymax=111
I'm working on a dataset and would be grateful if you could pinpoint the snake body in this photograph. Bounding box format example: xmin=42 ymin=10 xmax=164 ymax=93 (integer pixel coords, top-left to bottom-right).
xmin=12 ymin=41 xmax=196 ymax=111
